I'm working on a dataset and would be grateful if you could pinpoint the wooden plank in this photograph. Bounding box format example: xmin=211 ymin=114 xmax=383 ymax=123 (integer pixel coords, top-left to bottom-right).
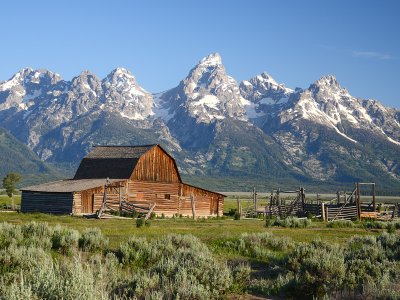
xmin=144 ymin=203 xmax=156 ymax=221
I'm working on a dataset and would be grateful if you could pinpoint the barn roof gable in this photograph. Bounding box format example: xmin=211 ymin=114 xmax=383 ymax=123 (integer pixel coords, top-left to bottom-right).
xmin=73 ymin=144 xmax=180 ymax=180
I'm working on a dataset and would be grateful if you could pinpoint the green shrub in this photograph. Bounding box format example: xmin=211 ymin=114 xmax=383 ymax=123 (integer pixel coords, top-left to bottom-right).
xmin=118 ymin=236 xmax=152 ymax=268
xmin=327 ymin=220 xmax=354 ymax=228
xmin=227 ymin=208 xmax=237 ymax=216
xmin=287 ymin=241 xmax=346 ymax=298
xmin=249 ymin=273 xmax=293 ymax=296
xmin=363 ymin=221 xmax=387 ymax=229
xmin=136 ymin=218 xmax=145 ymax=228
xmin=387 ymin=222 xmax=396 ymax=234
xmin=0 ymin=245 xmax=51 ymax=276
xmin=0 ymin=222 xmax=23 ymax=249
xmin=224 ymin=232 xmax=294 ymax=261
xmin=230 ymin=263 xmax=251 ymax=293
xmin=343 ymin=234 xmax=400 ymax=298
xmin=118 ymin=234 xmax=232 ymax=298
xmin=78 ymin=228 xmax=108 ymax=252
xmin=266 ymin=217 xmax=311 ymax=228
xmin=21 ymin=222 xmax=52 ymax=250
xmin=265 ymin=216 xmax=276 ymax=227
xmin=51 ymin=225 xmax=79 ymax=254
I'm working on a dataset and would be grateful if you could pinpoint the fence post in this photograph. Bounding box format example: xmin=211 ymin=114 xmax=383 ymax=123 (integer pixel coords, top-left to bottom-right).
xmin=253 ymin=187 xmax=257 ymax=218
xmin=301 ymin=187 xmax=306 ymax=215
xmin=277 ymin=188 xmax=281 ymax=206
xmin=356 ymin=183 xmax=361 ymax=220
xmin=191 ymin=194 xmax=196 ymax=219
xmin=237 ymin=197 xmax=242 ymax=218
xmin=321 ymin=203 xmax=326 ymax=222
xmin=372 ymin=183 xmax=376 ymax=212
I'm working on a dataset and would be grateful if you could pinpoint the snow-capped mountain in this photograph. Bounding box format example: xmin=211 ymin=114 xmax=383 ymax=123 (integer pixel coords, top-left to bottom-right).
xmin=156 ymin=53 xmax=248 ymax=124
xmin=246 ymin=74 xmax=400 ymax=183
xmin=258 ymin=75 xmax=400 ymax=146
xmin=0 ymin=68 xmax=63 ymax=111
xmin=240 ymin=72 xmax=293 ymax=118
xmin=0 ymin=53 xmax=399 ymax=191
xmin=103 ymin=68 xmax=154 ymax=120
xmin=0 ymin=67 xmax=177 ymax=162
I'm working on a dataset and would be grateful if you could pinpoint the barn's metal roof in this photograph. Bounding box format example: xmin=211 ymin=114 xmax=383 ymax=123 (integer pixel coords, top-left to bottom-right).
xmin=21 ymin=179 xmax=124 ymax=193
xmin=73 ymin=145 xmax=157 ymax=180
xmin=86 ymin=145 xmax=157 ymax=159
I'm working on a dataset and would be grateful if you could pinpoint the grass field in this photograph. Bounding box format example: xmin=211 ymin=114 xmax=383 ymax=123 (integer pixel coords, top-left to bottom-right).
xmin=0 ymin=194 xmax=21 ymax=208
xmin=0 ymin=211 xmax=381 ymax=250
xmin=0 ymin=198 xmax=397 ymax=298
xmin=0 ymin=194 xmax=391 ymax=250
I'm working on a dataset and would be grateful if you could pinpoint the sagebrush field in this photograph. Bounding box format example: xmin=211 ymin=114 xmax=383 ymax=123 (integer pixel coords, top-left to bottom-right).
xmin=1 ymin=203 xmax=400 ymax=299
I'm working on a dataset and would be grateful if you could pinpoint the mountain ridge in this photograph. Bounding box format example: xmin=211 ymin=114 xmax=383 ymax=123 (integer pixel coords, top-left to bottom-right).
xmin=0 ymin=53 xmax=399 ymax=192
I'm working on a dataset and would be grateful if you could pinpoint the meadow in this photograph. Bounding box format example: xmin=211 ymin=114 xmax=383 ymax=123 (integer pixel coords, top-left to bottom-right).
xmin=1 ymin=194 xmax=400 ymax=299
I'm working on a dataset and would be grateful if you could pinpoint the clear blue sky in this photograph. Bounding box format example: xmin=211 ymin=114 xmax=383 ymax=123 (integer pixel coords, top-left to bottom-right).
xmin=1 ymin=0 xmax=399 ymax=108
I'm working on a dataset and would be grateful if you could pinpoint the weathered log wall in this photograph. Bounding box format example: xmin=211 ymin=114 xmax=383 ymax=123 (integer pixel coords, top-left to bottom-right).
xmin=180 ymin=183 xmax=221 ymax=217
xmin=118 ymin=181 xmax=222 ymax=217
xmin=131 ymin=146 xmax=180 ymax=183
xmin=73 ymin=192 xmax=82 ymax=214
xmin=21 ymin=192 xmax=73 ymax=214
xmin=73 ymin=184 xmax=125 ymax=214
xmin=126 ymin=180 xmax=180 ymax=216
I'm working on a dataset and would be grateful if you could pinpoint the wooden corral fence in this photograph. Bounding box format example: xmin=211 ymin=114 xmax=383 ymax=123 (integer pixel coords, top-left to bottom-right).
xmin=324 ymin=203 xmax=359 ymax=221
xmin=239 ymin=182 xmax=399 ymax=222
xmin=240 ymin=187 xmax=306 ymax=218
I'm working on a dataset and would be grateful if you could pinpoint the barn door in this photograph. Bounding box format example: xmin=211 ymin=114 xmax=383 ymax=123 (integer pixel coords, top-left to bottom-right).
xmin=82 ymin=191 xmax=94 ymax=213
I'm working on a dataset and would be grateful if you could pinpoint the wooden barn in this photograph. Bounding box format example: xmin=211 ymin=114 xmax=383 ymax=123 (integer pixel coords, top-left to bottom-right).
xmin=21 ymin=145 xmax=224 ymax=217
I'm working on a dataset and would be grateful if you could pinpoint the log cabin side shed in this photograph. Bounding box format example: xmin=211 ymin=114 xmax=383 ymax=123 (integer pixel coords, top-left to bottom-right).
xmin=21 ymin=145 xmax=224 ymax=217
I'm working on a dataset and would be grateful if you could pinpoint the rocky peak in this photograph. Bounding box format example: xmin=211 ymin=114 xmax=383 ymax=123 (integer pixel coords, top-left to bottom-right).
xmin=0 ymin=68 xmax=62 ymax=90
xmin=240 ymin=71 xmax=292 ymax=103
xmin=184 ymin=53 xmax=229 ymax=94
xmin=102 ymin=68 xmax=154 ymax=121
xmin=103 ymin=68 xmax=138 ymax=88
xmin=198 ymin=52 xmax=222 ymax=67
xmin=0 ymin=68 xmax=63 ymax=111
xmin=175 ymin=53 xmax=247 ymax=123
xmin=71 ymin=71 xmax=102 ymax=92
xmin=309 ymin=75 xmax=349 ymax=96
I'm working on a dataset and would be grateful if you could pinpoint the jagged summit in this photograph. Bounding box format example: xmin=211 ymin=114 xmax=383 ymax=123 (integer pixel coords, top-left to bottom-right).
xmin=309 ymin=74 xmax=349 ymax=95
xmin=103 ymin=67 xmax=153 ymax=121
xmin=239 ymin=71 xmax=293 ymax=119
xmin=314 ymin=75 xmax=340 ymax=86
xmin=104 ymin=67 xmax=139 ymax=88
xmin=157 ymin=53 xmax=247 ymax=124
xmin=0 ymin=68 xmax=62 ymax=90
xmin=198 ymin=52 xmax=222 ymax=67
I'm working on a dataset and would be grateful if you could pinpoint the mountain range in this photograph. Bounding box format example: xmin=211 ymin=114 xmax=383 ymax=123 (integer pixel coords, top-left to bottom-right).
xmin=0 ymin=53 xmax=399 ymax=193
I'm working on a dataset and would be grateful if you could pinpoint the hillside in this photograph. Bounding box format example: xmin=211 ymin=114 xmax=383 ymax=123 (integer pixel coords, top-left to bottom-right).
xmin=0 ymin=127 xmax=62 ymax=186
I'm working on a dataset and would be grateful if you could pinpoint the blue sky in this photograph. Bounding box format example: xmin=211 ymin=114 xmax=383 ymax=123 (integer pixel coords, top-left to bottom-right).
xmin=1 ymin=0 xmax=399 ymax=108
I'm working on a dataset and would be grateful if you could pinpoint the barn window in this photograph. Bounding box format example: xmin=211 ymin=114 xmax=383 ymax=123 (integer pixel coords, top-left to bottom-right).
xmin=164 ymin=194 xmax=170 ymax=200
